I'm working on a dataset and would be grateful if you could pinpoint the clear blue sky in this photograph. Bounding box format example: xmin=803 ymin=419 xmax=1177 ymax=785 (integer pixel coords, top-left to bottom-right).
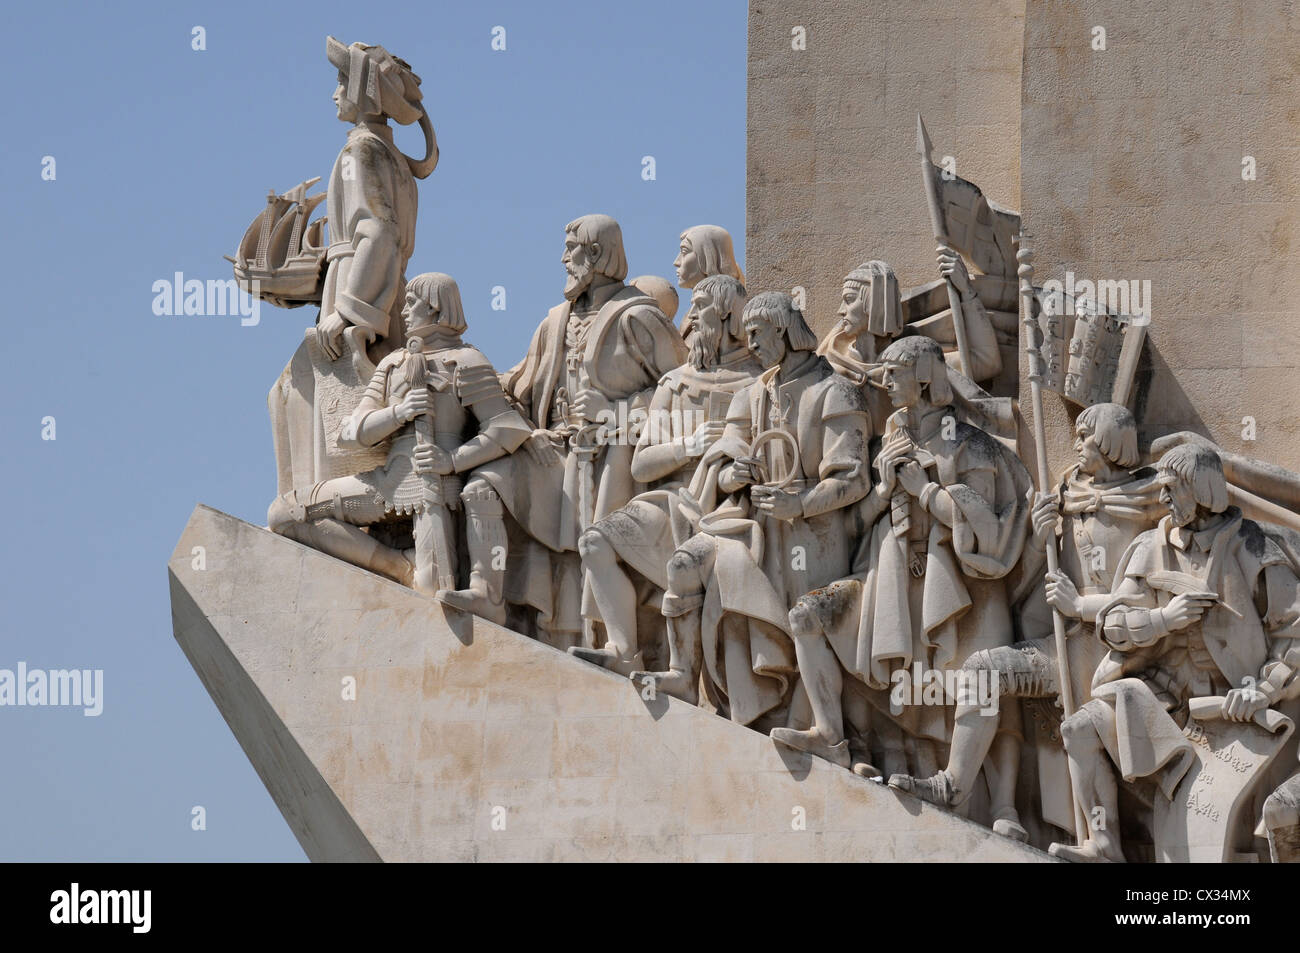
xmin=0 ymin=0 xmax=746 ymax=860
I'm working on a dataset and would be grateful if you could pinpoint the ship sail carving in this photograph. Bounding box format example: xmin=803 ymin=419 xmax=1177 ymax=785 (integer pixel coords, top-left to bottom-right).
xmin=226 ymin=177 xmax=328 ymax=309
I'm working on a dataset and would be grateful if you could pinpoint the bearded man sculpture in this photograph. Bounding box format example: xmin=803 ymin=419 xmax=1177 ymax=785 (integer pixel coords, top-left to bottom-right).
xmin=439 ymin=215 xmax=687 ymax=639
xmin=571 ymin=274 xmax=761 ymax=675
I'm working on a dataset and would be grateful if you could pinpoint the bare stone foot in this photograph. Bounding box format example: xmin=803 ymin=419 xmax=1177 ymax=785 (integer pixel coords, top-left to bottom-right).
xmin=438 ymin=587 xmax=506 ymax=626
xmin=887 ymin=771 xmax=955 ymax=808
xmin=628 ymin=669 xmax=697 ymax=705
xmin=770 ymin=727 xmax=851 ymax=769
xmin=1048 ymin=841 xmax=1118 ymax=863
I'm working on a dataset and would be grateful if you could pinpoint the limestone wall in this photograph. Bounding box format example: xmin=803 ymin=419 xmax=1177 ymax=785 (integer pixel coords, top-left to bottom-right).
xmin=746 ymin=0 xmax=1026 ymax=336
xmin=1021 ymin=0 xmax=1300 ymax=473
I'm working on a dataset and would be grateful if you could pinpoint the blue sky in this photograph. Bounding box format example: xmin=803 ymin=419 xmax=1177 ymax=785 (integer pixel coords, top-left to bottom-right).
xmin=0 ymin=0 xmax=746 ymax=861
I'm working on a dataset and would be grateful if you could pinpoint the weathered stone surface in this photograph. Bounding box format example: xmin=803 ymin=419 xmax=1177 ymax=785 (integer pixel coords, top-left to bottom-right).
xmin=169 ymin=505 xmax=1054 ymax=862
xmin=746 ymin=0 xmax=1025 ymax=335
xmin=1021 ymin=0 xmax=1300 ymax=474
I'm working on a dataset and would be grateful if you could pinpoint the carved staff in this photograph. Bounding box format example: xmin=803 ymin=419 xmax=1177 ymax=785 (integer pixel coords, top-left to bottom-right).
xmin=1017 ymin=233 xmax=1087 ymax=846
xmin=404 ymin=338 xmax=457 ymax=594
xmin=916 ymin=115 xmax=974 ymax=379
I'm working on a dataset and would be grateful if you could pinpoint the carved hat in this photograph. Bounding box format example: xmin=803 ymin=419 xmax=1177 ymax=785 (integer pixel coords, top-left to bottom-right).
xmin=844 ymin=260 xmax=903 ymax=337
xmin=326 ymin=37 xmax=424 ymax=126
xmin=879 ymin=335 xmax=953 ymax=406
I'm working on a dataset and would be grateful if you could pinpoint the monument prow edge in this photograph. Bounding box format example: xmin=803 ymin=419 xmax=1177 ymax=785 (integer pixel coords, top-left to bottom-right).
xmin=168 ymin=504 xmax=1055 ymax=862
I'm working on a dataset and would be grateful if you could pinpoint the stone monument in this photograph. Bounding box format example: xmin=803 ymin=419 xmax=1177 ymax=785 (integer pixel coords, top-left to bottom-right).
xmin=172 ymin=15 xmax=1300 ymax=862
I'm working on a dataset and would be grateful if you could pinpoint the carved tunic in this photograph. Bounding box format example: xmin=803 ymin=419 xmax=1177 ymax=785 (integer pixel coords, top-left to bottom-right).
xmin=1081 ymin=510 xmax=1300 ymax=798
xmin=471 ymin=282 xmax=687 ymax=636
xmin=682 ymin=353 xmax=872 ymax=725
xmin=322 ymin=123 xmax=419 ymax=342
xmin=590 ymin=348 xmax=761 ymax=591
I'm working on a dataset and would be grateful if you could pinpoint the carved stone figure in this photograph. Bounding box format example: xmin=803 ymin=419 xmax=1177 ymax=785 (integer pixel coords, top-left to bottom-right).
xmin=1050 ymin=444 xmax=1300 ymax=862
xmin=632 ymin=292 xmax=872 ymax=728
xmin=818 ymin=259 xmax=1019 ymax=446
xmin=889 ymin=403 xmax=1162 ymax=840
xmin=673 ymin=225 xmax=744 ymax=340
xmin=439 ymin=215 xmax=687 ymax=638
xmin=571 ymin=275 xmax=762 ymax=674
xmin=267 ymin=273 xmax=530 ymax=593
xmin=629 ymin=275 xmax=680 ymax=325
xmin=1264 ymin=772 xmax=1300 ymax=862
xmin=268 ymin=38 xmax=438 ymax=495
xmin=773 ymin=336 xmax=1031 ymax=781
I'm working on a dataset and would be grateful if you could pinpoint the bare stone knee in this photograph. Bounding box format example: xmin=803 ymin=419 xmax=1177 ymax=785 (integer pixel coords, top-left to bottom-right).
xmin=578 ymin=526 xmax=610 ymax=561
xmin=1060 ymin=706 xmax=1099 ymax=755
xmin=788 ymin=600 xmax=822 ymax=641
xmin=665 ymin=547 xmax=705 ymax=597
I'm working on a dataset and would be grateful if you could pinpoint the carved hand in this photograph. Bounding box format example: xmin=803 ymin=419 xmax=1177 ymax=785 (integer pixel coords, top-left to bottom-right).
xmin=1221 ymin=686 xmax=1270 ymax=722
xmin=413 ymin=443 xmax=454 ymax=475
xmin=1031 ymin=491 xmax=1062 ymax=547
xmin=572 ymin=389 xmax=612 ymax=422
xmin=685 ymin=420 xmax=727 ymax=458
xmin=395 ymin=386 xmax=433 ymax=423
xmin=751 ymin=484 xmax=802 ymax=520
xmin=317 ymin=311 xmax=349 ymax=362
xmin=937 ymin=244 xmax=972 ymax=298
xmin=1044 ymin=569 xmax=1081 ymax=618
xmin=725 ymin=459 xmax=759 ymax=489
xmin=524 ymin=429 xmax=562 ymax=467
xmin=896 ymin=459 xmax=929 ymax=497
xmin=1161 ymin=591 xmax=1218 ymax=631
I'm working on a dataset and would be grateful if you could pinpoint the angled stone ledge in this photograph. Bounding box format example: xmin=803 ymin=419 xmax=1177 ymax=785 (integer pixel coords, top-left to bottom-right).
xmin=169 ymin=504 xmax=1055 ymax=862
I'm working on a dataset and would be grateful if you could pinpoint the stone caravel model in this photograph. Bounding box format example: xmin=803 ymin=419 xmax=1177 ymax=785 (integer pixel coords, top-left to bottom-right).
xmin=189 ymin=35 xmax=1300 ymax=863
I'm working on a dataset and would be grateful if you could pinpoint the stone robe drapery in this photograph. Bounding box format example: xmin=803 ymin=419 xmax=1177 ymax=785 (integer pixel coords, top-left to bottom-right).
xmin=1085 ymin=510 xmax=1300 ymax=799
xmin=818 ymin=407 xmax=1032 ymax=743
xmin=270 ymin=122 xmax=420 ymax=494
xmin=472 ymin=282 xmax=686 ymax=635
xmin=595 ymin=351 xmax=761 ymax=592
xmin=689 ymin=354 xmax=871 ymax=726
xmin=1013 ymin=466 xmax=1162 ymax=831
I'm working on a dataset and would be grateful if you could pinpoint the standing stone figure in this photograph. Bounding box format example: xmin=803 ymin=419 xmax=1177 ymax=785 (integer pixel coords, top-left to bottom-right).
xmin=269 ymin=37 xmax=439 ymax=495
xmin=1049 ymin=444 xmax=1300 ymax=862
xmin=632 ymin=292 xmax=872 ymax=728
xmin=889 ymin=403 xmax=1161 ymax=840
xmin=571 ymin=275 xmax=762 ymax=674
xmin=267 ymin=273 xmax=530 ymax=591
xmin=440 ymin=215 xmax=687 ymax=639
xmin=773 ymin=337 xmax=1031 ymax=778
xmin=819 ymin=259 xmax=1022 ymax=449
